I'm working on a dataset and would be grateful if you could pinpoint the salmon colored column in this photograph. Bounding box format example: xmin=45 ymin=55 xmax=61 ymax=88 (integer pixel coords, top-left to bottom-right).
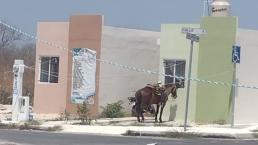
xmin=66 ymin=15 xmax=103 ymax=116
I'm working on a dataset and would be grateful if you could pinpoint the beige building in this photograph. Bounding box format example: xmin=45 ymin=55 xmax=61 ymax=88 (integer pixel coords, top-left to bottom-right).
xmin=34 ymin=15 xmax=103 ymax=117
xmin=33 ymin=15 xmax=160 ymax=118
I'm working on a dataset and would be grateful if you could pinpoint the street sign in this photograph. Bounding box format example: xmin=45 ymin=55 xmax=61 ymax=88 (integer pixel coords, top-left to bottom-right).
xmin=232 ymin=45 xmax=241 ymax=63
xmin=186 ymin=33 xmax=199 ymax=42
xmin=181 ymin=27 xmax=207 ymax=35
xmin=181 ymin=26 xmax=207 ymax=132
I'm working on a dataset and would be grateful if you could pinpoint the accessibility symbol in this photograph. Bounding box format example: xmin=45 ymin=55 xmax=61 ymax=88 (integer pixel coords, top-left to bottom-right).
xmin=232 ymin=45 xmax=241 ymax=64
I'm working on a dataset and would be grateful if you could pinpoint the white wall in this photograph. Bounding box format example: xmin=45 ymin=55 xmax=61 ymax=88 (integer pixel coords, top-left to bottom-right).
xmin=99 ymin=26 xmax=160 ymax=110
xmin=235 ymin=29 xmax=258 ymax=124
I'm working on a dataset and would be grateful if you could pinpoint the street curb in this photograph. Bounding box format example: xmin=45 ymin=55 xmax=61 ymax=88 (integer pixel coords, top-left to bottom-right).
xmin=0 ymin=123 xmax=62 ymax=132
xmin=2 ymin=122 xmax=258 ymax=139
xmin=124 ymin=130 xmax=258 ymax=139
xmin=252 ymin=132 xmax=258 ymax=138
xmin=58 ymin=124 xmax=258 ymax=139
xmin=123 ymin=130 xmax=202 ymax=138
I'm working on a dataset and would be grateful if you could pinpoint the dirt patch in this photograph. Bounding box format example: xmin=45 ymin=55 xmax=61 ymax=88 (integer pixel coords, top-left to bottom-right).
xmin=0 ymin=122 xmax=62 ymax=132
xmin=0 ymin=105 xmax=11 ymax=121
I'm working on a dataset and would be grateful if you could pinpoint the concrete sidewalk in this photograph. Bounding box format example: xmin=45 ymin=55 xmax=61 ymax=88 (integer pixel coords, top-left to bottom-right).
xmin=58 ymin=125 xmax=258 ymax=139
xmin=39 ymin=118 xmax=258 ymax=139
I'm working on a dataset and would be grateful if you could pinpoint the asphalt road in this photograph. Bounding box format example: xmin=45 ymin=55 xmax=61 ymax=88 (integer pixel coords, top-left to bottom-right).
xmin=0 ymin=130 xmax=258 ymax=145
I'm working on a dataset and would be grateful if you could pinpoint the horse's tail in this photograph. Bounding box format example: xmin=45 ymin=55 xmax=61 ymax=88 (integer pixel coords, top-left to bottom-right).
xmin=134 ymin=90 xmax=142 ymax=122
xmin=135 ymin=90 xmax=142 ymax=112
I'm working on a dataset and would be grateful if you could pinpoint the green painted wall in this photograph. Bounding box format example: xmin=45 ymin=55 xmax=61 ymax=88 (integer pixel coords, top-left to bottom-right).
xmin=160 ymin=24 xmax=199 ymax=123
xmin=196 ymin=17 xmax=237 ymax=123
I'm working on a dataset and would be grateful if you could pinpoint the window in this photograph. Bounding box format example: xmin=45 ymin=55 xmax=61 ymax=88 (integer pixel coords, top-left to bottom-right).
xmin=163 ymin=59 xmax=186 ymax=88
xmin=40 ymin=57 xmax=59 ymax=83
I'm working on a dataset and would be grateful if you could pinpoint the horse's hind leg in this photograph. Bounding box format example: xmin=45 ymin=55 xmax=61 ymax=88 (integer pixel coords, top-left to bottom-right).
xmin=140 ymin=110 xmax=144 ymax=122
xmin=155 ymin=105 xmax=160 ymax=123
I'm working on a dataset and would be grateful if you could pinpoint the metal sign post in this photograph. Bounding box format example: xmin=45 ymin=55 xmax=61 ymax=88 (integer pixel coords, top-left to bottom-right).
xmin=231 ymin=45 xmax=241 ymax=128
xmin=184 ymin=39 xmax=194 ymax=132
xmin=182 ymin=27 xmax=206 ymax=132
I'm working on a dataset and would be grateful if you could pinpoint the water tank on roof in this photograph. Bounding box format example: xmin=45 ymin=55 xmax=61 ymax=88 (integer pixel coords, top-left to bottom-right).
xmin=211 ymin=0 xmax=230 ymax=17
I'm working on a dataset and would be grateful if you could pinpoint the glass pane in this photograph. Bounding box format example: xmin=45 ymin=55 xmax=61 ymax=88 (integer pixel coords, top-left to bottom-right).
xmin=40 ymin=57 xmax=49 ymax=82
xmin=50 ymin=57 xmax=59 ymax=83
xmin=175 ymin=61 xmax=186 ymax=88
xmin=164 ymin=60 xmax=175 ymax=84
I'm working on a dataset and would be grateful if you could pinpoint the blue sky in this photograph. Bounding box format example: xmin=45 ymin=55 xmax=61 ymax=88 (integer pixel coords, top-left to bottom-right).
xmin=0 ymin=0 xmax=258 ymax=34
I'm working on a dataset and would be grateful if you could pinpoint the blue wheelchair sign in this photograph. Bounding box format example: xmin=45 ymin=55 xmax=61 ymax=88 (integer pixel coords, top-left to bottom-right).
xmin=232 ymin=45 xmax=240 ymax=64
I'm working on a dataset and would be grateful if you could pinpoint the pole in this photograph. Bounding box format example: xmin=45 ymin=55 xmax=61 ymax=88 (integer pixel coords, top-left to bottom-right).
xmin=184 ymin=40 xmax=194 ymax=132
xmin=12 ymin=60 xmax=24 ymax=121
xmin=203 ymin=1 xmax=206 ymax=17
xmin=207 ymin=0 xmax=211 ymax=16
xmin=231 ymin=63 xmax=236 ymax=128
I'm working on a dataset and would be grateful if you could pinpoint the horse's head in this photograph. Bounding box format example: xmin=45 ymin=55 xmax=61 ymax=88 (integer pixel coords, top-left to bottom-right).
xmin=164 ymin=83 xmax=177 ymax=99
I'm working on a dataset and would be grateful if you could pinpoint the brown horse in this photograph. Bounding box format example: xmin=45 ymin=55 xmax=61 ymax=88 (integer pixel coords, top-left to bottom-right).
xmin=135 ymin=83 xmax=178 ymax=123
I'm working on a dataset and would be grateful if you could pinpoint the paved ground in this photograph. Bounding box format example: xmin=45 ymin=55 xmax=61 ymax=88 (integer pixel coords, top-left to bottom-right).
xmin=38 ymin=118 xmax=258 ymax=139
xmin=2 ymin=117 xmax=258 ymax=139
xmin=0 ymin=130 xmax=258 ymax=145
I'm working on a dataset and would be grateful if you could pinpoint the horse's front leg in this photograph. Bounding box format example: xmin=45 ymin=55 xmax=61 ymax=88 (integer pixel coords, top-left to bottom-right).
xmin=159 ymin=101 xmax=167 ymax=123
xmin=140 ymin=109 xmax=144 ymax=122
xmin=155 ymin=104 xmax=160 ymax=123
xmin=135 ymin=102 xmax=141 ymax=122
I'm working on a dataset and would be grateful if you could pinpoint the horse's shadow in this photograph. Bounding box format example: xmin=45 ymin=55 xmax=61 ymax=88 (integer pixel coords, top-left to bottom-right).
xmin=169 ymin=104 xmax=178 ymax=121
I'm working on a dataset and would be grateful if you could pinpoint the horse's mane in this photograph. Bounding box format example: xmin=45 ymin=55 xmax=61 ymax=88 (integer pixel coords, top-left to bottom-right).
xmin=146 ymin=84 xmax=155 ymax=89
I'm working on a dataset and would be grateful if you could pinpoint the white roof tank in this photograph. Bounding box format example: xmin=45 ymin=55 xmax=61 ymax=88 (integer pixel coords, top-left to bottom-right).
xmin=211 ymin=0 xmax=230 ymax=17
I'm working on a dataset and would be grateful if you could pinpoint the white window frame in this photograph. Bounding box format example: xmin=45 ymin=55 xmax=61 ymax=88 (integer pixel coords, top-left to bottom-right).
xmin=38 ymin=56 xmax=60 ymax=84
xmin=163 ymin=59 xmax=186 ymax=88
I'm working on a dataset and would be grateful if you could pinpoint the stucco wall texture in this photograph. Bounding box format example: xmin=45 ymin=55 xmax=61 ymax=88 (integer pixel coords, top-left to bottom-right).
xmin=34 ymin=22 xmax=69 ymax=114
xmin=160 ymin=24 xmax=200 ymax=123
xmin=196 ymin=17 xmax=237 ymax=123
xmin=235 ymin=29 xmax=258 ymax=124
xmin=99 ymin=26 xmax=160 ymax=110
xmin=159 ymin=17 xmax=238 ymax=124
